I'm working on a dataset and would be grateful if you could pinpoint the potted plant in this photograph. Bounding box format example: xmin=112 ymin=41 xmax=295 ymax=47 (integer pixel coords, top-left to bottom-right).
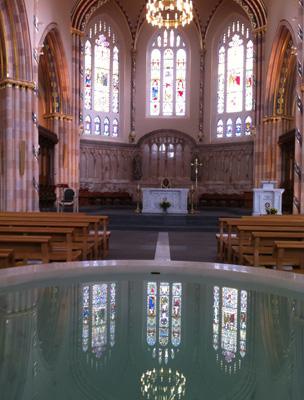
xmin=160 ymin=198 xmax=171 ymax=212
xmin=265 ymin=207 xmax=278 ymax=215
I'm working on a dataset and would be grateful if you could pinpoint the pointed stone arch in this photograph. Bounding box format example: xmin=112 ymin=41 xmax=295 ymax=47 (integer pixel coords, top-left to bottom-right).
xmin=38 ymin=25 xmax=74 ymax=188
xmin=255 ymin=23 xmax=297 ymax=213
xmin=0 ymin=0 xmax=38 ymax=211
xmin=264 ymin=24 xmax=296 ymax=118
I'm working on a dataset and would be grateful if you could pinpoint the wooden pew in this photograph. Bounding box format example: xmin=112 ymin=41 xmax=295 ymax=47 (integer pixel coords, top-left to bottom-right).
xmin=0 ymin=235 xmax=52 ymax=264
xmin=218 ymin=217 xmax=304 ymax=263
xmin=0 ymin=226 xmax=82 ymax=262
xmin=274 ymin=241 xmax=304 ymax=270
xmin=237 ymin=229 xmax=304 ymax=267
xmin=0 ymin=219 xmax=90 ymax=260
xmin=0 ymin=249 xmax=15 ymax=268
xmin=0 ymin=212 xmax=109 ymax=258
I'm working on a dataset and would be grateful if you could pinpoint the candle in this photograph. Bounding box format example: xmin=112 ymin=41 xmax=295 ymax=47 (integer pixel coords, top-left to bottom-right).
xmin=137 ymin=184 xmax=140 ymax=190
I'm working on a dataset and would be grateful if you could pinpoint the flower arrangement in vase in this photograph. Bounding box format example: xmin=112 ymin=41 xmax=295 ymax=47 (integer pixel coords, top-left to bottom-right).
xmin=160 ymin=198 xmax=171 ymax=212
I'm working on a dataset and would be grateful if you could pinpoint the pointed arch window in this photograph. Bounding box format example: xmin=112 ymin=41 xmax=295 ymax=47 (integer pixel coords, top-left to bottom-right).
xmin=103 ymin=117 xmax=110 ymax=136
xmin=94 ymin=117 xmax=101 ymax=135
xmin=149 ymin=29 xmax=188 ymax=117
xmin=216 ymin=20 xmax=254 ymax=138
xmin=85 ymin=115 xmax=91 ymax=135
xmin=83 ymin=18 xmax=120 ymax=137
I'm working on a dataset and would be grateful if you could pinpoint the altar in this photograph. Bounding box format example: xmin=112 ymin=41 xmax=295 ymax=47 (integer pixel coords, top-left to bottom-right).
xmin=142 ymin=188 xmax=189 ymax=214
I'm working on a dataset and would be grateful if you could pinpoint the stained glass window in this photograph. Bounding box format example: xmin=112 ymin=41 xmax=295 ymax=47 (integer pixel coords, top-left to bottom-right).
xmin=112 ymin=118 xmax=118 ymax=137
xmin=146 ymin=281 xmax=182 ymax=365
xmin=149 ymin=29 xmax=187 ymax=117
xmin=150 ymin=49 xmax=161 ymax=116
xmin=84 ymin=41 xmax=92 ymax=110
xmin=213 ymin=286 xmax=248 ymax=374
xmin=82 ymin=282 xmax=116 ymax=358
xmin=103 ymin=117 xmax=110 ymax=136
xmin=83 ymin=18 xmax=120 ymax=137
xmin=216 ymin=21 xmax=254 ymax=138
xmin=245 ymin=115 xmax=252 ymax=135
xmin=94 ymin=116 xmax=101 ymax=135
xmin=84 ymin=115 xmax=91 ymax=135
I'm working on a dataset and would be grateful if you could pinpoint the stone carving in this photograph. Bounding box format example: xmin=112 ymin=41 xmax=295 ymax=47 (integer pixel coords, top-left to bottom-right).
xmin=132 ymin=153 xmax=142 ymax=180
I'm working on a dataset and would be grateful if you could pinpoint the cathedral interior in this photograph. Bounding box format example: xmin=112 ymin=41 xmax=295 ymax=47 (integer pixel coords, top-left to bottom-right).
xmin=0 ymin=0 xmax=302 ymax=214
xmin=1 ymin=2 xmax=304 ymax=400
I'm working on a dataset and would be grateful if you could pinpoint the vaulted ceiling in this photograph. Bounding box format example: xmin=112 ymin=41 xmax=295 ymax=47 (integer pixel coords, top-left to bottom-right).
xmin=70 ymin=0 xmax=267 ymax=35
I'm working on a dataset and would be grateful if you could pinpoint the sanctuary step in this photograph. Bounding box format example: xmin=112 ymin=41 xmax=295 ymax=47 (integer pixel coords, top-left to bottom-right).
xmin=84 ymin=207 xmax=251 ymax=232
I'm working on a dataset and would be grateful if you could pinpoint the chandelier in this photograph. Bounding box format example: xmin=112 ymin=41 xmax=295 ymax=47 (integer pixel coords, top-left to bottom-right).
xmin=146 ymin=0 xmax=194 ymax=29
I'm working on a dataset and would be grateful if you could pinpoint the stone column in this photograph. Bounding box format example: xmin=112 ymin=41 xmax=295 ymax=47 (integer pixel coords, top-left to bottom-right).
xmin=294 ymin=2 xmax=304 ymax=213
xmin=253 ymin=28 xmax=266 ymax=187
xmin=71 ymin=28 xmax=83 ymax=190
xmin=0 ymin=79 xmax=39 ymax=211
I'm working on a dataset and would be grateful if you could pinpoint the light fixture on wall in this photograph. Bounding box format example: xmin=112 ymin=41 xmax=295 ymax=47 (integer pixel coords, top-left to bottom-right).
xmin=146 ymin=0 xmax=193 ymax=29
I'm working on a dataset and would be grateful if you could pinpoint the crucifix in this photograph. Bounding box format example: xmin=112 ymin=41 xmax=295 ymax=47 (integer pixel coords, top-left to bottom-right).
xmin=191 ymin=157 xmax=203 ymax=189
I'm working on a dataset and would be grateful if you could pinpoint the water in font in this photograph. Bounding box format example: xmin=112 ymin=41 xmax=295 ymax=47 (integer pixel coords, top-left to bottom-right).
xmin=0 ymin=275 xmax=303 ymax=400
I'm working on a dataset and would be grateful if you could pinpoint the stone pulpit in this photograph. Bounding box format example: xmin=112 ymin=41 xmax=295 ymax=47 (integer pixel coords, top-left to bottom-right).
xmin=142 ymin=188 xmax=189 ymax=214
xmin=252 ymin=181 xmax=284 ymax=215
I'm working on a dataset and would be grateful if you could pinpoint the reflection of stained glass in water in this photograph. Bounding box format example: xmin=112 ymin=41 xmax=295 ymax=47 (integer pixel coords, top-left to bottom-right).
xmin=84 ymin=40 xmax=92 ymax=110
xmin=82 ymin=283 xmax=116 ymax=358
xmin=213 ymin=286 xmax=248 ymax=373
xmin=147 ymin=282 xmax=157 ymax=346
xmin=146 ymin=282 xmax=182 ymax=364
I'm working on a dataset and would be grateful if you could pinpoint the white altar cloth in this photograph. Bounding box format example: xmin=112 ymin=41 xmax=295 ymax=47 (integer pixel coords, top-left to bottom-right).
xmin=142 ymin=188 xmax=189 ymax=214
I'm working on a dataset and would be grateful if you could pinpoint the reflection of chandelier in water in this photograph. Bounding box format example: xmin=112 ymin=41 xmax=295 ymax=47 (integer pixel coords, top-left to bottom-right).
xmin=141 ymin=368 xmax=186 ymax=399
xmin=146 ymin=0 xmax=194 ymax=29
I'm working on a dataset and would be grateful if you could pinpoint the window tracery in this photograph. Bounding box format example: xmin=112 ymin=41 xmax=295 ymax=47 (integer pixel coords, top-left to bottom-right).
xmin=216 ymin=20 xmax=254 ymax=138
xmin=149 ymin=29 xmax=187 ymax=117
xmin=83 ymin=19 xmax=120 ymax=137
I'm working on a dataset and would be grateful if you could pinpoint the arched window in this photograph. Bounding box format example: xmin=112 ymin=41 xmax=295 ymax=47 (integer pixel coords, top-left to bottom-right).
xmin=94 ymin=117 xmax=101 ymax=135
xmin=103 ymin=117 xmax=110 ymax=136
xmin=149 ymin=29 xmax=187 ymax=117
xmin=216 ymin=20 xmax=254 ymax=138
xmin=84 ymin=115 xmax=91 ymax=135
xmin=83 ymin=18 xmax=120 ymax=137
xmin=112 ymin=118 xmax=118 ymax=137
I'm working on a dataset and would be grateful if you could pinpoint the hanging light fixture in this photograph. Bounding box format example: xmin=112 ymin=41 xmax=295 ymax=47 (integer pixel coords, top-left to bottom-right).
xmin=146 ymin=0 xmax=193 ymax=29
